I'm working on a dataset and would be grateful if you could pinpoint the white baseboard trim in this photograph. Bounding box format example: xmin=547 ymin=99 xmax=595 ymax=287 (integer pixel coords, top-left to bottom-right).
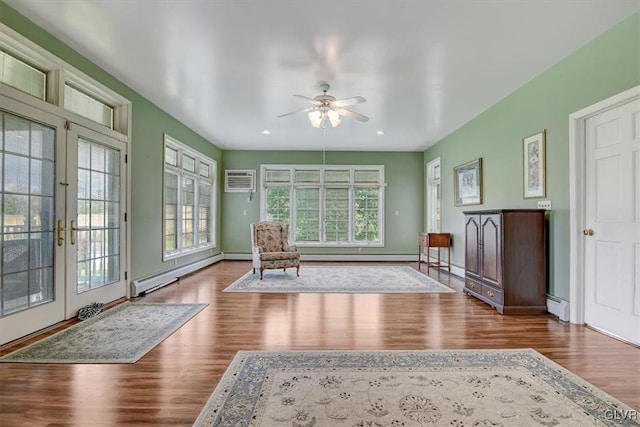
xmin=302 ymin=254 xmax=416 ymax=261
xmin=546 ymin=295 xmax=569 ymax=321
xmin=223 ymin=253 xmax=252 ymax=260
xmin=131 ymin=253 xmax=224 ymax=296
xmin=421 ymin=254 xmax=465 ymax=278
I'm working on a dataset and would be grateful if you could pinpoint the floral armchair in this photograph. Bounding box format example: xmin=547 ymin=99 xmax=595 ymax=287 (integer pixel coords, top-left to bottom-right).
xmin=251 ymin=221 xmax=300 ymax=280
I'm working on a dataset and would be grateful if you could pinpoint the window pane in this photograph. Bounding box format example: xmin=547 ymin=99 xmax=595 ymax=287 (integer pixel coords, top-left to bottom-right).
xmin=165 ymin=146 xmax=178 ymax=166
xmin=295 ymin=187 xmax=319 ymax=242
xmin=1 ymin=51 xmax=46 ymax=100
xmin=295 ymin=169 xmax=320 ymax=183
xmin=354 ymin=187 xmax=380 ymax=242
xmin=183 ymin=154 xmax=195 ymax=172
xmin=4 ymin=154 xmax=29 ymax=193
xmin=199 ymin=181 xmax=211 ymax=244
xmin=265 ymin=186 xmax=290 ymax=223
xmin=199 ymin=162 xmax=210 ymax=178
xmin=30 ymin=122 xmax=55 ymax=161
xmin=4 ymin=114 xmax=30 ymax=156
xmin=264 ymin=169 xmax=290 ymax=183
xmin=324 ymin=170 xmax=350 ymax=183
xmin=164 ymin=172 xmax=178 ymax=252
xmin=64 ymin=84 xmax=114 ymax=128
xmin=182 ymin=177 xmax=195 ymax=249
xmin=354 ymin=170 xmax=380 ymax=183
xmin=325 ymin=188 xmax=349 ymax=242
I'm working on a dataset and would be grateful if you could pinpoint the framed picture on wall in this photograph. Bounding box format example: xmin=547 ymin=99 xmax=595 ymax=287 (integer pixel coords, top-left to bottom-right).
xmin=453 ymin=158 xmax=482 ymax=206
xmin=523 ymin=130 xmax=546 ymax=198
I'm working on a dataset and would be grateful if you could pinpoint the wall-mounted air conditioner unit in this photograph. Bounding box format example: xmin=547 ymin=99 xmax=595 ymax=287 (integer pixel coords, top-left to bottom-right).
xmin=225 ymin=169 xmax=256 ymax=192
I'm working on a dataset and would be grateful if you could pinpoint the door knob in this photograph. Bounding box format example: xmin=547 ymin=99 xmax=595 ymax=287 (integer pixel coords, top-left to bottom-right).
xmin=583 ymin=229 xmax=594 ymax=236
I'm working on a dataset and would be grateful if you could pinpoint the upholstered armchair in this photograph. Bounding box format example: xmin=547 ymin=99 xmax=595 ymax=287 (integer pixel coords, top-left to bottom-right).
xmin=251 ymin=221 xmax=300 ymax=280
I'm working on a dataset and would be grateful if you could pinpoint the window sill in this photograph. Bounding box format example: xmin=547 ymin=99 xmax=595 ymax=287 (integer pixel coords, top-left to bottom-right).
xmin=163 ymin=243 xmax=217 ymax=261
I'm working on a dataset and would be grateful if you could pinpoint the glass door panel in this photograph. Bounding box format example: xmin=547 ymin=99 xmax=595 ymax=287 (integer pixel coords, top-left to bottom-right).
xmin=66 ymin=125 xmax=126 ymax=318
xmin=0 ymin=104 xmax=66 ymax=345
xmin=76 ymin=137 xmax=121 ymax=292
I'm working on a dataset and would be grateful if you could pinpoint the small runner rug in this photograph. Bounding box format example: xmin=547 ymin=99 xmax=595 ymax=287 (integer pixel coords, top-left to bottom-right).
xmin=0 ymin=302 xmax=207 ymax=363
xmin=194 ymin=349 xmax=639 ymax=426
xmin=223 ymin=265 xmax=454 ymax=293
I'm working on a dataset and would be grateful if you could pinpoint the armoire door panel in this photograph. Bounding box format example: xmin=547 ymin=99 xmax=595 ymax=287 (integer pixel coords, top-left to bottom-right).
xmin=465 ymin=215 xmax=480 ymax=278
xmin=481 ymin=214 xmax=502 ymax=287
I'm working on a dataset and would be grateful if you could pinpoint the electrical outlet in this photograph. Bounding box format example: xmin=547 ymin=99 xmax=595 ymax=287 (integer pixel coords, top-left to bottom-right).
xmin=243 ymin=210 xmax=247 ymax=216
xmin=537 ymin=200 xmax=552 ymax=210
xmin=394 ymin=210 xmax=399 ymax=216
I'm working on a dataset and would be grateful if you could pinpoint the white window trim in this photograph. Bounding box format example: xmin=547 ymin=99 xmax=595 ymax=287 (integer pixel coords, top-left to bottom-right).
xmin=426 ymin=157 xmax=441 ymax=233
xmin=163 ymin=134 xmax=217 ymax=260
xmin=260 ymin=164 xmax=385 ymax=247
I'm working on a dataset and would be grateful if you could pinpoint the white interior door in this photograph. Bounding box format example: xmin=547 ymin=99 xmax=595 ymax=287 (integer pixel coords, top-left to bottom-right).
xmin=584 ymin=98 xmax=640 ymax=345
xmin=0 ymin=104 xmax=66 ymax=345
xmin=65 ymin=124 xmax=126 ymax=318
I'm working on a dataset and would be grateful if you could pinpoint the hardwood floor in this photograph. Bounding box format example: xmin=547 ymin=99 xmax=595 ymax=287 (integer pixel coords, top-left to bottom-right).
xmin=1 ymin=261 xmax=638 ymax=426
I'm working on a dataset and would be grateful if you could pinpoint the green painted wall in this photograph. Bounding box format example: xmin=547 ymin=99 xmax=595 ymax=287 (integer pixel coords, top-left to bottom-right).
xmin=424 ymin=12 xmax=640 ymax=300
xmin=1 ymin=3 xmax=224 ymax=281
xmin=222 ymin=151 xmax=424 ymax=255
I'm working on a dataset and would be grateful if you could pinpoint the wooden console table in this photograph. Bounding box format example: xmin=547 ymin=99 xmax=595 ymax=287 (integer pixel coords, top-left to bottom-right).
xmin=418 ymin=232 xmax=452 ymax=273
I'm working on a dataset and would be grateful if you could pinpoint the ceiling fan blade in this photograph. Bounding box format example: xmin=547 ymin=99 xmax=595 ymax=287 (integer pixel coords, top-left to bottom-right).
xmin=292 ymin=94 xmax=322 ymax=105
xmin=331 ymin=96 xmax=366 ymax=108
xmin=276 ymin=107 xmax=313 ymax=118
xmin=335 ymin=108 xmax=369 ymax=122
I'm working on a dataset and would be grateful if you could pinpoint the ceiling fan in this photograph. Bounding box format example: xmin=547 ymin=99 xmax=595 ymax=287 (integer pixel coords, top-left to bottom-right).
xmin=277 ymin=82 xmax=369 ymax=128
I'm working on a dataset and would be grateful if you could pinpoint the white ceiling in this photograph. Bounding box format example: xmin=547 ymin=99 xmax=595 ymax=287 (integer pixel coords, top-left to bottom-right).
xmin=6 ymin=0 xmax=638 ymax=151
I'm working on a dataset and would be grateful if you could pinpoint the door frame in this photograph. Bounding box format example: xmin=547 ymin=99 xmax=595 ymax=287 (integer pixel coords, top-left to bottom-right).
xmin=568 ymin=85 xmax=640 ymax=324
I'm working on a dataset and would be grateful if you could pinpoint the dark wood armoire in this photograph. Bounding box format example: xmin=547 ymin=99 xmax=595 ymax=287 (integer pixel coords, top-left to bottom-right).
xmin=463 ymin=209 xmax=547 ymax=314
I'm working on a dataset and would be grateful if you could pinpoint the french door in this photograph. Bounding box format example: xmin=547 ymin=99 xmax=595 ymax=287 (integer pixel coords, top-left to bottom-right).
xmin=0 ymin=99 xmax=127 ymax=345
xmin=65 ymin=124 xmax=127 ymax=318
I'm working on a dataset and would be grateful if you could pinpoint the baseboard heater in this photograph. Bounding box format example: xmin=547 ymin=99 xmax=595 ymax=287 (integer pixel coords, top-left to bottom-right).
xmin=546 ymin=294 xmax=569 ymax=321
xmin=131 ymin=253 xmax=224 ymax=296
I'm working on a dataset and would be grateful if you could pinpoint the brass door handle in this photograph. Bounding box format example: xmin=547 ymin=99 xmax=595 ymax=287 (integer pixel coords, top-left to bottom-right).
xmin=583 ymin=229 xmax=594 ymax=236
xmin=57 ymin=219 xmax=65 ymax=246
xmin=70 ymin=220 xmax=77 ymax=245
xmin=487 ymin=290 xmax=494 ymax=298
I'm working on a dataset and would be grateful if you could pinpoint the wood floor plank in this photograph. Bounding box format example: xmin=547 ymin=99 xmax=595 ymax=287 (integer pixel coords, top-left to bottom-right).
xmin=1 ymin=261 xmax=638 ymax=426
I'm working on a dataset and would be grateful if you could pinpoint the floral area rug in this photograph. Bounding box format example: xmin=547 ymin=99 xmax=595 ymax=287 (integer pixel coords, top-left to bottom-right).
xmin=0 ymin=302 xmax=207 ymax=363
xmin=223 ymin=266 xmax=455 ymax=294
xmin=194 ymin=349 xmax=639 ymax=426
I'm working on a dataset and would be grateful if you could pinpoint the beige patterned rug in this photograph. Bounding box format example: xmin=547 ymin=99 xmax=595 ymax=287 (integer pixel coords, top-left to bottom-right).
xmin=0 ymin=303 xmax=207 ymax=363
xmin=194 ymin=349 xmax=639 ymax=426
xmin=223 ymin=266 xmax=455 ymax=293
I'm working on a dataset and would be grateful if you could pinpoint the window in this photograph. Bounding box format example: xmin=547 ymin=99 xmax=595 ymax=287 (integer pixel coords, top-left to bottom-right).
xmin=64 ymin=84 xmax=114 ymax=128
xmin=0 ymin=50 xmax=46 ymax=100
xmin=260 ymin=165 xmax=384 ymax=246
xmin=163 ymin=135 xmax=216 ymax=259
xmin=426 ymin=158 xmax=441 ymax=233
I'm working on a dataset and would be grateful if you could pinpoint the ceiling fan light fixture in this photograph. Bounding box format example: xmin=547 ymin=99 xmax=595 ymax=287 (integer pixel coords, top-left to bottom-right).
xmin=308 ymin=110 xmax=322 ymax=128
xmin=327 ymin=109 xmax=341 ymax=127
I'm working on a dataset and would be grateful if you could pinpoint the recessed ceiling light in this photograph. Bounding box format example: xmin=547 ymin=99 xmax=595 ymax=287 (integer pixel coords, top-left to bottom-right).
xmin=376 ymin=130 xmax=385 ymax=135
xmin=261 ymin=130 xmax=271 ymax=135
